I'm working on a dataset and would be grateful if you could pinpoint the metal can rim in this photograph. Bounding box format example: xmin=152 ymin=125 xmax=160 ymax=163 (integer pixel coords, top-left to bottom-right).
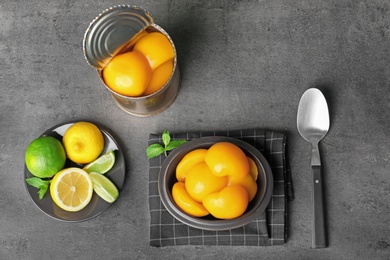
xmin=83 ymin=5 xmax=154 ymax=70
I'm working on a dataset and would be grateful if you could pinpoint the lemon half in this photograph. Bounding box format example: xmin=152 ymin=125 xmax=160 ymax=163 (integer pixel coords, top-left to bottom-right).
xmin=50 ymin=168 xmax=93 ymax=212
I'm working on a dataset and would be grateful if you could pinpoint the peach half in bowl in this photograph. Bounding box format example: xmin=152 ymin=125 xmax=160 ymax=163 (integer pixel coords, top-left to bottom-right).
xmin=158 ymin=136 xmax=273 ymax=231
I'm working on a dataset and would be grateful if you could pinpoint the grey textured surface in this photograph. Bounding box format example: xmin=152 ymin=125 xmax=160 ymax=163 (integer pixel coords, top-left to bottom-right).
xmin=1 ymin=0 xmax=390 ymax=259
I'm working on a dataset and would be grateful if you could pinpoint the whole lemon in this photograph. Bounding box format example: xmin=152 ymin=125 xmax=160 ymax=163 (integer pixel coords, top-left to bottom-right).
xmin=62 ymin=122 xmax=104 ymax=164
xmin=25 ymin=136 xmax=66 ymax=178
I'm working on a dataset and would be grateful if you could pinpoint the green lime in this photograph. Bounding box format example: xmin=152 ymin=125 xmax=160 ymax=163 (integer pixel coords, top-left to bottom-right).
xmin=83 ymin=150 xmax=115 ymax=174
xmin=25 ymin=136 xmax=66 ymax=178
xmin=89 ymin=172 xmax=119 ymax=203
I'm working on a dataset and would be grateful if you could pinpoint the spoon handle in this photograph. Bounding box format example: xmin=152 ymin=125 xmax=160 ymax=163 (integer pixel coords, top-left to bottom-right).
xmin=312 ymin=165 xmax=327 ymax=248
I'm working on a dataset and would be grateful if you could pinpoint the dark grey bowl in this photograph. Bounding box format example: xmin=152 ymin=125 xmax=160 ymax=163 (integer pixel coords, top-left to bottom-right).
xmin=158 ymin=136 xmax=273 ymax=231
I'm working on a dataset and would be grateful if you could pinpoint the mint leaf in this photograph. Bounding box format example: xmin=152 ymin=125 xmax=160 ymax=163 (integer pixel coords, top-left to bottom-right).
xmin=26 ymin=177 xmax=50 ymax=200
xmin=162 ymin=130 xmax=171 ymax=147
xmin=37 ymin=185 xmax=49 ymax=200
xmin=146 ymin=143 xmax=165 ymax=159
xmin=147 ymin=130 xmax=188 ymax=159
xmin=26 ymin=177 xmax=48 ymax=189
xmin=166 ymin=140 xmax=188 ymax=151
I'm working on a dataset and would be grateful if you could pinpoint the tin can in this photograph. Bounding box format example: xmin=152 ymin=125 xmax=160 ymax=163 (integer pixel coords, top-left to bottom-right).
xmin=83 ymin=5 xmax=180 ymax=117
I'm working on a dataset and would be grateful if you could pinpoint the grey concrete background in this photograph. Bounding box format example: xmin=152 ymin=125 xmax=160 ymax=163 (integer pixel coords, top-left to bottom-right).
xmin=1 ymin=0 xmax=390 ymax=259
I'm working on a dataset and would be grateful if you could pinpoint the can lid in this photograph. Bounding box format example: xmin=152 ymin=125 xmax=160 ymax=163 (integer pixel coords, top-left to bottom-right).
xmin=83 ymin=5 xmax=154 ymax=70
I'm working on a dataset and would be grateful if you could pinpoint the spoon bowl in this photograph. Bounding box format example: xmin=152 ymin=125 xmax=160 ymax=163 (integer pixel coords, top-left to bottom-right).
xmin=297 ymin=89 xmax=329 ymax=145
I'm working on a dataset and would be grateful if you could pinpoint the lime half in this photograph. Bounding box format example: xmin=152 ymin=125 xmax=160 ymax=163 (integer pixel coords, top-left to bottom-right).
xmin=83 ymin=150 xmax=115 ymax=174
xmin=89 ymin=172 xmax=119 ymax=203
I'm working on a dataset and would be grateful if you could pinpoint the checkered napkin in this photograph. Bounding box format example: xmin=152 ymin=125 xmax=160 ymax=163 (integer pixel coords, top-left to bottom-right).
xmin=148 ymin=129 xmax=293 ymax=247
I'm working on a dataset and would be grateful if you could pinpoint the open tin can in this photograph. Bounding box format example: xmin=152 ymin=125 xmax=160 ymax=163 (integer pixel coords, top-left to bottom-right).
xmin=83 ymin=5 xmax=180 ymax=117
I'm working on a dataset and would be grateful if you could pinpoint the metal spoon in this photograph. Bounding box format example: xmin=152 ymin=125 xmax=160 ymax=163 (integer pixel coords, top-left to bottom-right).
xmin=297 ymin=88 xmax=330 ymax=248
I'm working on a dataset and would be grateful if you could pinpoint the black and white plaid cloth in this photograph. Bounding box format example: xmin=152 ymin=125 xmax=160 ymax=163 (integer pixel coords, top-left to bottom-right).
xmin=148 ymin=129 xmax=293 ymax=247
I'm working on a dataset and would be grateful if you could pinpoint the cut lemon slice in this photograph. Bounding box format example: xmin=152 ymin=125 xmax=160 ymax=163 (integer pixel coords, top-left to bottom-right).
xmin=50 ymin=168 xmax=93 ymax=212
xmin=83 ymin=150 xmax=116 ymax=174
xmin=89 ymin=172 xmax=119 ymax=203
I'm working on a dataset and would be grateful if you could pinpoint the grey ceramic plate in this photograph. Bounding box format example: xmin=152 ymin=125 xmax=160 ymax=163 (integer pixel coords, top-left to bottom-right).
xmin=158 ymin=136 xmax=274 ymax=231
xmin=24 ymin=121 xmax=125 ymax=222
